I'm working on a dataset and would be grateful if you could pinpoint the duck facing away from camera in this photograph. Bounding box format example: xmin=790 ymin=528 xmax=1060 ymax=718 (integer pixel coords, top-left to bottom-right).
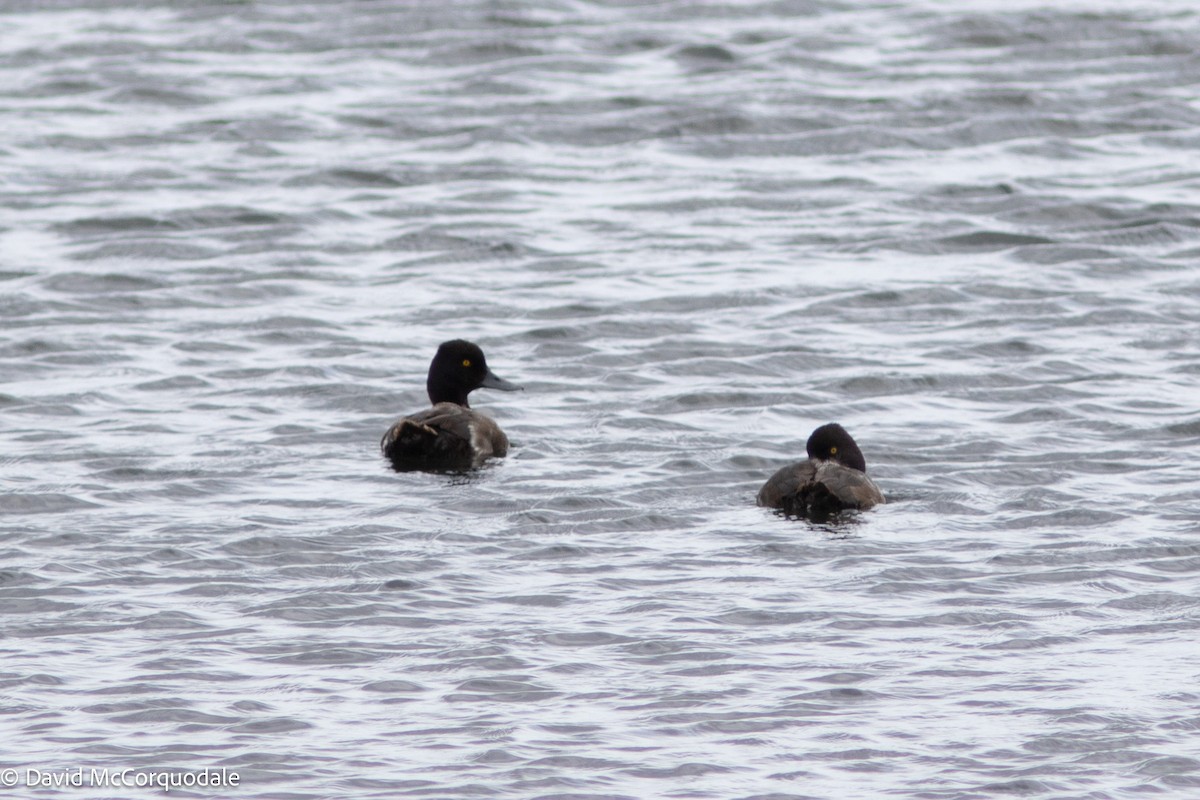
xmin=757 ymin=423 xmax=884 ymax=517
xmin=381 ymin=340 xmax=522 ymax=472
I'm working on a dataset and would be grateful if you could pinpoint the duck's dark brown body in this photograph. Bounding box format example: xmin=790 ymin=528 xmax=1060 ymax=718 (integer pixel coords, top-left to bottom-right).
xmin=757 ymin=459 xmax=884 ymax=516
xmin=382 ymin=402 xmax=509 ymax=471
xmin=757 ymin=422 xmax=884 ymax=517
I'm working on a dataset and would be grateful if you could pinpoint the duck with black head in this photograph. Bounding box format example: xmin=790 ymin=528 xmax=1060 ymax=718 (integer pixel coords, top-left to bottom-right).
xmin=757 ymin=423 xmax=884 ymax=517
xmin=381 ymin=340 xmax=522 ymax=472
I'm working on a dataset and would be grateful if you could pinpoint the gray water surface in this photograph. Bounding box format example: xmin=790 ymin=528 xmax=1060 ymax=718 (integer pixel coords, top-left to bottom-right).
xmin=3 ymin=1 xmax=1200 ymax=798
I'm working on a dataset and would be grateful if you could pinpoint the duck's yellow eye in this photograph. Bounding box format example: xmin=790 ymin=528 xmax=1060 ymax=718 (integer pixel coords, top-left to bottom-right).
xmin=830 ymin=446 xmax=838 ymax=455
xmin=462 ymin=359 xmax=472 ymax=367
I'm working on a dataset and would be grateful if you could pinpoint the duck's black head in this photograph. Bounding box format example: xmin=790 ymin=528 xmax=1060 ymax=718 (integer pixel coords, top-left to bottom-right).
xmin=426 ymin=339 xmax=522 ymax=407
xmin=806 ymin=422 xmax=868 ymax=473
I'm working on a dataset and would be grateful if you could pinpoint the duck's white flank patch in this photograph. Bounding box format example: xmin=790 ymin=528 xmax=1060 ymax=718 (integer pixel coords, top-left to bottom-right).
xmin=468 ymin=421 xmax=489 ymax=456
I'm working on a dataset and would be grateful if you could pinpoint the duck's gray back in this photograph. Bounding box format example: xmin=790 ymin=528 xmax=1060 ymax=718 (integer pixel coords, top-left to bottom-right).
xmin=757 ymin=460 xmax=819 ymax=509
xmin=812 ymin=461 xmax=884 ymax=508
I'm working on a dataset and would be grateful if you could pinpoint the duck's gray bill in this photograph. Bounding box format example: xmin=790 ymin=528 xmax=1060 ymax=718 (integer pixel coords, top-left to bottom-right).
xmin=481 ymin=370 xmax=523 ymax=391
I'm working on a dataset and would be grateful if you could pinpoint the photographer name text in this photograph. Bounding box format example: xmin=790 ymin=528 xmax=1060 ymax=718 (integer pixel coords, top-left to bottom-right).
xmin=1 ymin=767 xmax=239 ymax=792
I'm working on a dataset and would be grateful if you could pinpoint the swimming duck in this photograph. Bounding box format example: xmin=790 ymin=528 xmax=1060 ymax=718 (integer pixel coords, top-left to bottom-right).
xmin=381 ymin=340 xmax=522 ymax=471
xmin=757 ymin=423 xmax=884 ymax=516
